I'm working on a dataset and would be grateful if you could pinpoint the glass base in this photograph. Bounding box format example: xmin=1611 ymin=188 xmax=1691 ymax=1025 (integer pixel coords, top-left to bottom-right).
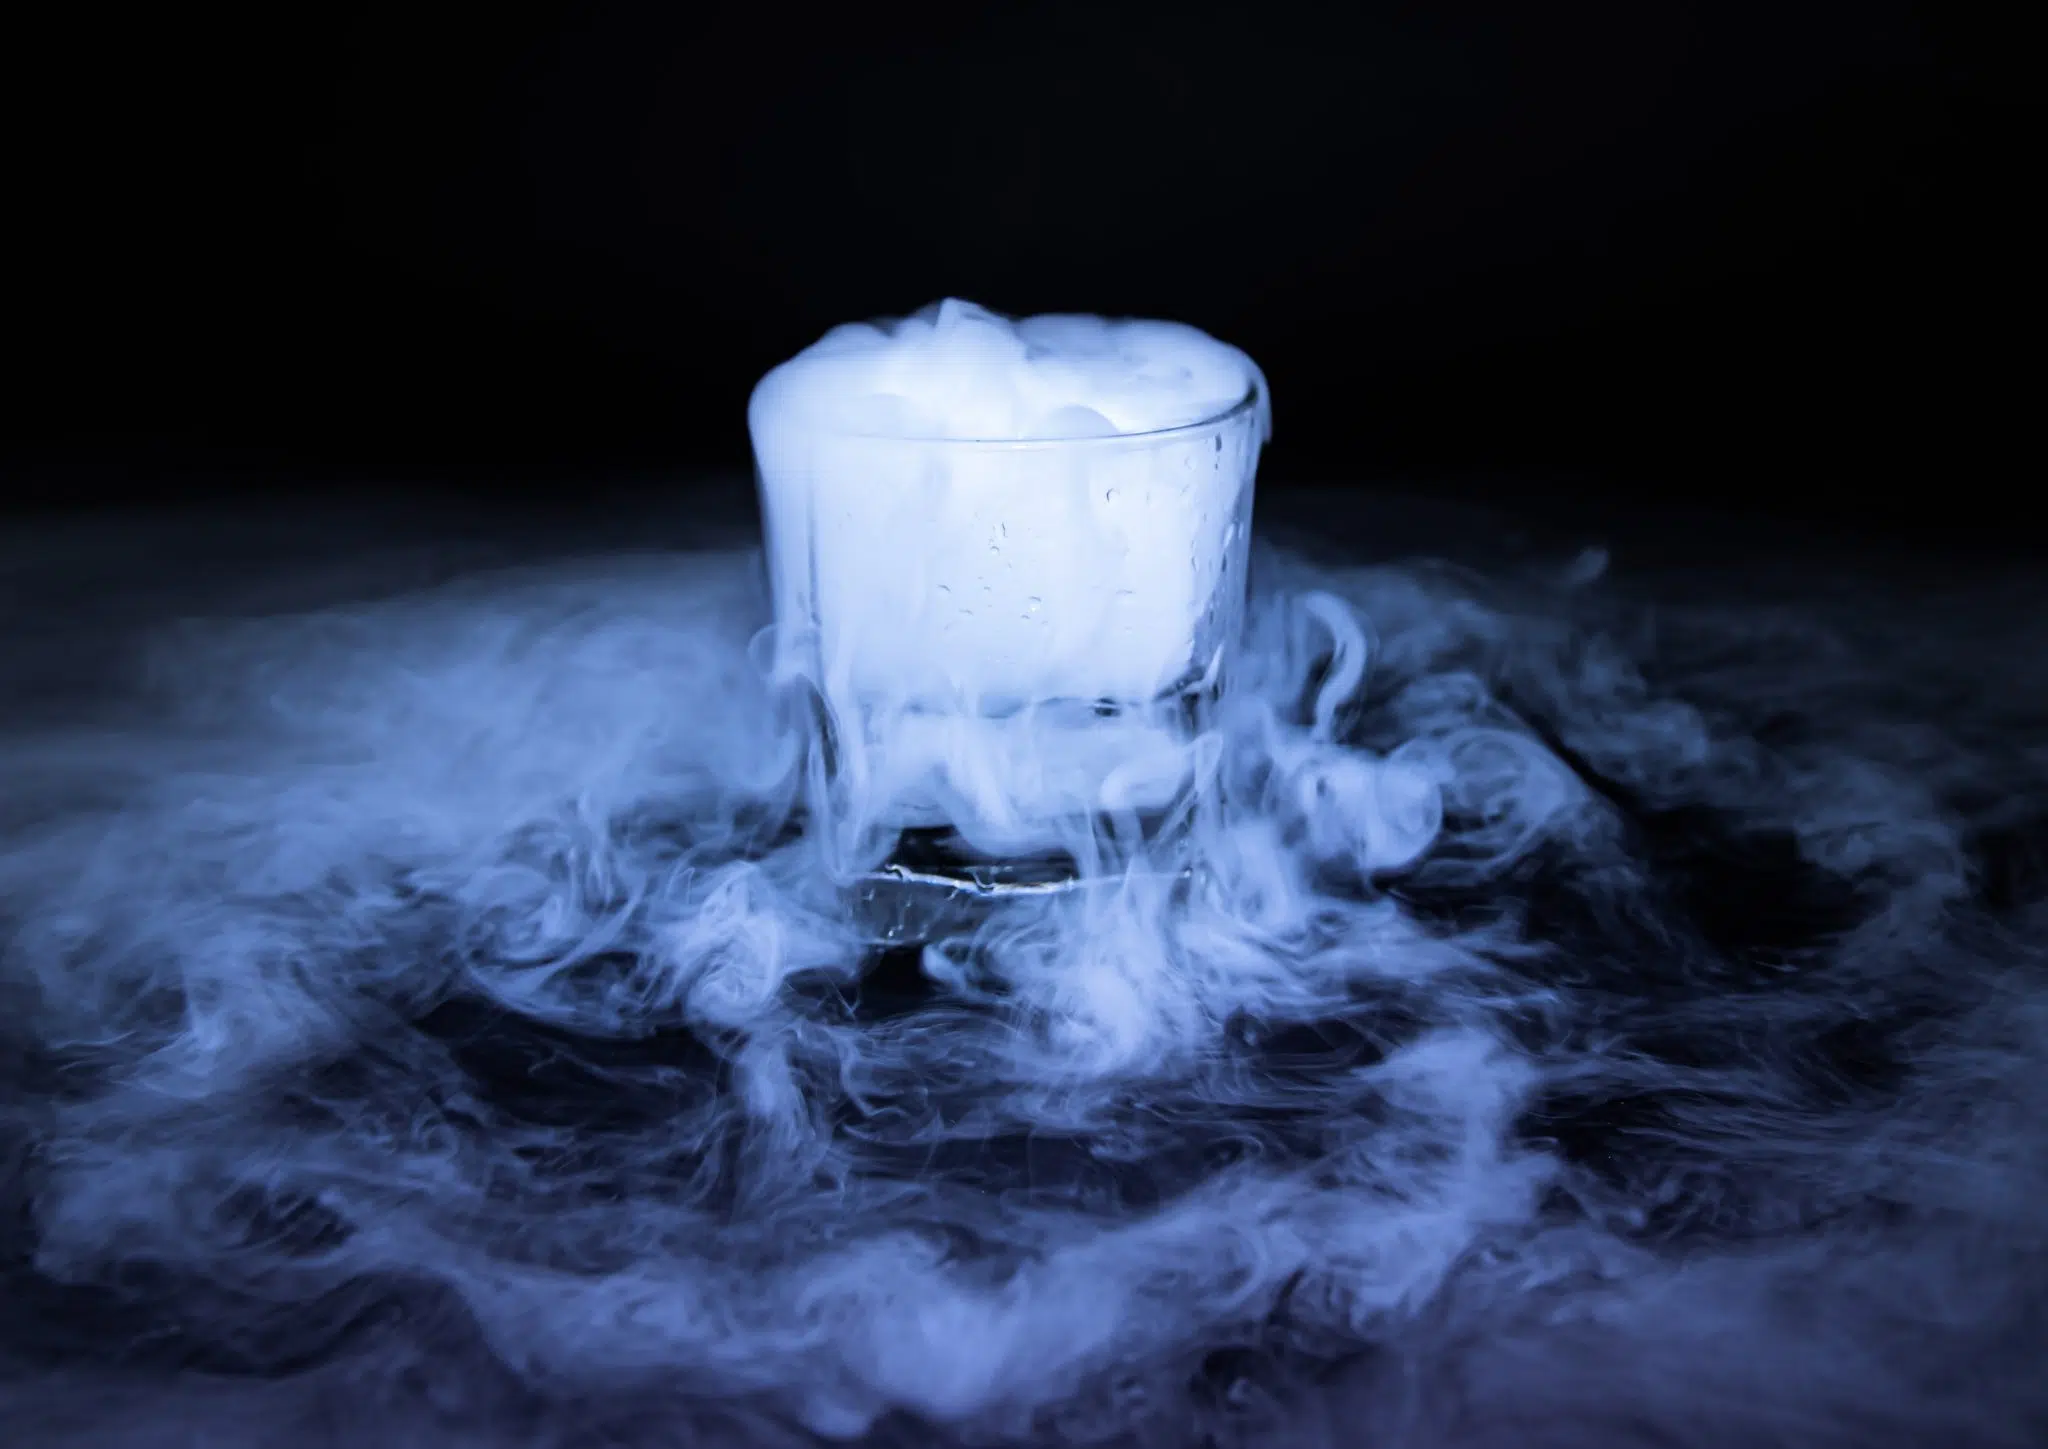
xmin=790 ymin=678 xmax=1221 ymax=947
xmin=843 ymin=823 xmax=1194 ymax=947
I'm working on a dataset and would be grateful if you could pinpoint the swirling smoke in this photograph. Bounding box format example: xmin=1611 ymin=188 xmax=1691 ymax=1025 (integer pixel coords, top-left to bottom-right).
xmin=1 ymin=493 xmax=2042 ymax=1447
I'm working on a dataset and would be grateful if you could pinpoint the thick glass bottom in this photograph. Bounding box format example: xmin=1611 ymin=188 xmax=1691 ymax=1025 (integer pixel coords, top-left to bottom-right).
xmin=844 ymin=820 xmax=1195 ymax=946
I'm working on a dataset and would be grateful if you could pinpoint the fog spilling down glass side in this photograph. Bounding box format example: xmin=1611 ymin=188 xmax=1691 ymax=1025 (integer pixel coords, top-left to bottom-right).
xmin=748 ymin=301 xmax=1268 ymax=936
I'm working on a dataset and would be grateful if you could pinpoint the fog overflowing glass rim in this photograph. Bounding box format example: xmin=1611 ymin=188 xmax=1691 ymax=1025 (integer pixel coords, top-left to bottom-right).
xmin=809 ymin=382 xmax=1263 ymax=451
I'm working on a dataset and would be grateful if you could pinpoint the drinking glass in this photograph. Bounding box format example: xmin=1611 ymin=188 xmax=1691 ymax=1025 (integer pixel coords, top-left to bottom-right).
xmin=751 ymin=385 xmax=1265 ymax=939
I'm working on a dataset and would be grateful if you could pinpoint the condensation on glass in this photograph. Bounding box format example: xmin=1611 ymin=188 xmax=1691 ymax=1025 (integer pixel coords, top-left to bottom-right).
xmin=752 ymin=387 xmax=1265 ymax=938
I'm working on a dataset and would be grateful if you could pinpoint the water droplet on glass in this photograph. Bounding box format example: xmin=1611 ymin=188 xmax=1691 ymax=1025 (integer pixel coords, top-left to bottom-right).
xmin=1104 ymin=487 xmax=1118 ymax=502
xmin=1026 ymin=596 xmax=1041 ymax=614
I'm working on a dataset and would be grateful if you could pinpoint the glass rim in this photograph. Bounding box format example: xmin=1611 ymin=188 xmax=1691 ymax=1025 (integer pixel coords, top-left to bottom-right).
xmin=803 ymin=382 xmax=1263 ymax=451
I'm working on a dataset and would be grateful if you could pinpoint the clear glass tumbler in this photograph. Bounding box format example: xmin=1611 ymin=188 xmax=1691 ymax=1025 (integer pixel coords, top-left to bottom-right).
xmin=751 ymin=385 xmax=1265 ymax=939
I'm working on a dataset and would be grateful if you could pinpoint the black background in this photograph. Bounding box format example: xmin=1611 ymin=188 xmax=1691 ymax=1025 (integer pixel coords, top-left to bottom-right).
xmin=6 ymin=3 xmax=2032 ymax=544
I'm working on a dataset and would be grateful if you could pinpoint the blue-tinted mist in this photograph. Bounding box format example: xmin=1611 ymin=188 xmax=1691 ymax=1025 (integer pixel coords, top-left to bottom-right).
xmin=0 ymin=496 xmax=2041 ymax=1448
